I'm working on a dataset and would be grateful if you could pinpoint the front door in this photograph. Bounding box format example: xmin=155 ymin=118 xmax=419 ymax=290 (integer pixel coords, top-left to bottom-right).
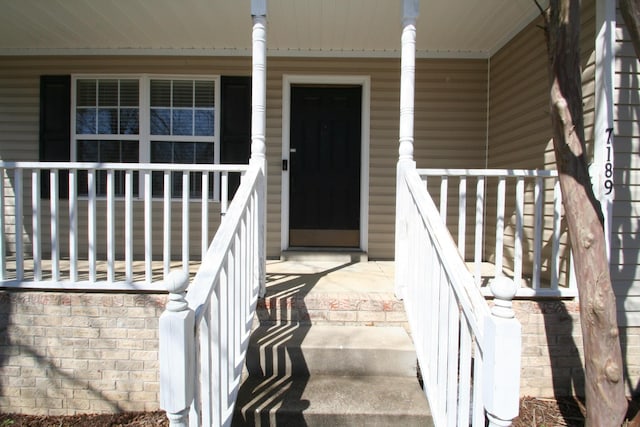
xmin=289 ymin=85 xmax=362 ymax=248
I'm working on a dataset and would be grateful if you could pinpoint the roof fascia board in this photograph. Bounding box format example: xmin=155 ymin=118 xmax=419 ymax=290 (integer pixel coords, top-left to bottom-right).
xmin=0 ymin=47 xmax=490 ymax=59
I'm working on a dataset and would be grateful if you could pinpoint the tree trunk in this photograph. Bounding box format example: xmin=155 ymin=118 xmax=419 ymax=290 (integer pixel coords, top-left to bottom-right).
xmin=543 ymin=1 xmax=626 ymax=425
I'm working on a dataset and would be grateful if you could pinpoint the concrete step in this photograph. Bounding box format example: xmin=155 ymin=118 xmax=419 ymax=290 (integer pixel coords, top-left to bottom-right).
xmin=232 ymin=374 xmax=432 ymax=427
xmin=280 ymin=250 xmax=368 ymax=262
xmin=245 ymin=324 xmax=417 ymax=377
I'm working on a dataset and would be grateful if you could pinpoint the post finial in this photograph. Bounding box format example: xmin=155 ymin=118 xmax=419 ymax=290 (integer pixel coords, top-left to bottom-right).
xmin=164 ymin=270 xmax=189 ymax=312
xmin=489 ymin=275 xmax=517 ymax=319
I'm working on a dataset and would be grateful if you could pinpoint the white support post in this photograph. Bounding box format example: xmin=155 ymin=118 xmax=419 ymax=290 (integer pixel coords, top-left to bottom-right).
xmin=395 ymin=0 xmax=419 ymax=300
xmin=594 ymin=0 xmax=616 ymax=259
xmin=251 ymin=0 xmax=267 ymax=297
xmin=159 ymin=270 xmax=194 ymax=427
xmin=484 ymin=276 xmax=521 ymax=427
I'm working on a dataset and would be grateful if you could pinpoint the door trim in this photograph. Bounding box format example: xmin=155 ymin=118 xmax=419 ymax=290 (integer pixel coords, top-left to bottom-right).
xmin=281 ymin=74 xmax=371 ymax=252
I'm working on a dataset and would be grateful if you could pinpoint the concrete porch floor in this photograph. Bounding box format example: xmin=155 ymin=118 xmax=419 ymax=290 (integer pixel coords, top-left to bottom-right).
xmin=259 ymin=259 xmax=407 ymax=327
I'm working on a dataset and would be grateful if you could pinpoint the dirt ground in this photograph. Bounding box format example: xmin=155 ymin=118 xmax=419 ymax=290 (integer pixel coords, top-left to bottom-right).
xmin=0 ymin=397 xmax=588 ymax=427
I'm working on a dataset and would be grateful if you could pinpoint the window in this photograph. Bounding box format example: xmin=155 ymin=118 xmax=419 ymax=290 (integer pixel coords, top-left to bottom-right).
xmin=72 ymin=75 xmax=219 ymax=198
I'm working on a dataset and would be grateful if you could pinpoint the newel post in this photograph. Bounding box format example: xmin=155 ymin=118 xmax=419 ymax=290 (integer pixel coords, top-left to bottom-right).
xmin=483 ymin=276 xmax=522 ymax=427
xmin=159 ymin=271 xmax=195 ymax=427
xmin=395 ymin=0 xmax=419 ymax=300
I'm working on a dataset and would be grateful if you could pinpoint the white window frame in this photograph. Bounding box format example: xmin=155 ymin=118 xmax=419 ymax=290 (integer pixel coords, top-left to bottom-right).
xmin=71 ymin=74 xmax=221 ymax=198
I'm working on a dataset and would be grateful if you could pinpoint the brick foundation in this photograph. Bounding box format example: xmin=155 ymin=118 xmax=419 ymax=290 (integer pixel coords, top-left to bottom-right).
xmin=514 ymin=300 xmax=640 ymax=398
xmin=0 ymin=291 xmax=166 ymax=415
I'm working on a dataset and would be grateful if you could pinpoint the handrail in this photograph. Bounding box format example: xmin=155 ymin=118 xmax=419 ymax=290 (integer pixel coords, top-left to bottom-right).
xmin=0 ymin=161 xmax=247 ymax=290
xmin=159 ymin=163 xmax=265 ymax=427
xmin=396 ymin=161 xmax=521 ymax=426
xmin=417 ymin=167 xmax=576 ymax=297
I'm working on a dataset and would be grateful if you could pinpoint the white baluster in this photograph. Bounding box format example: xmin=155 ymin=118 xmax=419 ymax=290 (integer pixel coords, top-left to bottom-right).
xmin=14 ymin=169 xmax=23 ymax=281
xmin=88 ymin=169 xmax=96 ymax=283
xmin=201 ymin=171 xmax=209 ymax=262
xmin=182 ymin=171 xmax=189 ymax=275
xmin=159 ymin=270 xmax=194 ymax=427
xmin=32 ymin=170 xmax=41 ymax=281
xmin=125 ymin=170 xmax=133 ymax=283
xmin=163 ymin=170 xmax=171 ymax=279
xmin=69 ymin=169 xmax=78 ymax=282
xmin=474 ymin=177 xmax=485 ymax=285
xmin=0 ymin=167 xmax=5 ymax=281
xmin=106 ymin=170 xmax=115 ymax=283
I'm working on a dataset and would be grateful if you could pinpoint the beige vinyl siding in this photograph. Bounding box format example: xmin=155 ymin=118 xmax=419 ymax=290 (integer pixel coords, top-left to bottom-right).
xmin=613 ymin=2 xmax=640 ymax=326
xmin=413 ymin=59 xmax=489 ymax=260
xmin=2 ymin=55 xmax=491 ymax=261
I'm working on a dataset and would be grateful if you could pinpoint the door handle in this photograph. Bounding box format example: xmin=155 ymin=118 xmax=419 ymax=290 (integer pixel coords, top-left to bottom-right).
xmin=282 ymin=159 xmax=288 ymax=171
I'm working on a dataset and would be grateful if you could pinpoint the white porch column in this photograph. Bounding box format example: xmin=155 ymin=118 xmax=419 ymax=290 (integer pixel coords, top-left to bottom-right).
xmin=251 ymin=0 xmax=267 ymax=296
xmin=593 ymin=0 xmax=616 ymax=259
xmin=251 ymin=0 xmax=267 ymax=170
xmin=395 ymin=0 xmax=419 ymax=300
xmin=398 ymin=0 xmax=419 ymax=163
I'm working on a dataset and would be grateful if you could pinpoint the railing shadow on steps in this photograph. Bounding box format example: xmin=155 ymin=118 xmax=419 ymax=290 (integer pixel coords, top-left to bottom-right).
xmin=395 ymin=160 xmax=522 ymax=427
xmin=159 ymin=164 xmax=265 ymax=427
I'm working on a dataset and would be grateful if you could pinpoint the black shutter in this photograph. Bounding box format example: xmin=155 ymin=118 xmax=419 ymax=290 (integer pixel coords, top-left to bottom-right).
xmin=39 ymin=76 xmax=71 ymax=198
xmin=220 ymin=76 xmax=251 ymax=198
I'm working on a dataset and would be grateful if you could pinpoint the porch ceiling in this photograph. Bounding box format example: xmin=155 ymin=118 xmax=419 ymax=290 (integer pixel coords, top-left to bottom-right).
xmin=0 ymin=0 xmax=545 ymax=58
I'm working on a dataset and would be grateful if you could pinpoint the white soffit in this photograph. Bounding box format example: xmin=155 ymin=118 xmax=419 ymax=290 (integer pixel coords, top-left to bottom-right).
xmin=0 ymin=0 xmax=546 ymax=58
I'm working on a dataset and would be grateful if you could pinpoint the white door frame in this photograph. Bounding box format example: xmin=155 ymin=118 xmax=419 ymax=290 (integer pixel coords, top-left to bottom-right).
xmin=280 ymin=74 xmax=371 ymax=252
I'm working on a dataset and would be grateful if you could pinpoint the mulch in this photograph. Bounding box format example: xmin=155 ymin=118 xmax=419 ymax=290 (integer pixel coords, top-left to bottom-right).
xmin=0 ymin=396 xmax=635 ymax=427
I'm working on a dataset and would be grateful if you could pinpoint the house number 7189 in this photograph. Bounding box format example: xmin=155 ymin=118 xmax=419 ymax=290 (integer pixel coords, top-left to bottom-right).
xmin=604 ymin=127 xmax=614 ymax=198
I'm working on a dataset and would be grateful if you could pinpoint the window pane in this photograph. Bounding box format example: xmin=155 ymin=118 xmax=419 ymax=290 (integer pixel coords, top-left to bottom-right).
xmin=151 ymin=80 xmax=171 ymax=107
xmin=76 ymin=108 xmax=96 ymax=134
xmin=173 ymin=81 xmax=193 ymax=108
xmin=77 ymin=140 xmax=99 ymax=161
xmin=77 ymin=80 xmax=96 ymax=106
xmin=151 ymin=141 xmax=172 ymax=163
xmin=195 ymin=142 xmax=214 ymax=164
xmin=195 ymin=81 xmax=214 ymax=107
xmin=194 ymin=109 xmax=214 ymax=136
xmin=97 ymin=108 xmax=117 ymax=134
xmin=100 ymin=140 xmax=120 ymax=162
xmin=121 ymin=141 xmax=139 ymax=163
xmin=120 ymin=80 xmax=139 ymax=106
xmin=98 ymin=80 xmax=118 ymax=107
xmin=174 ymin=142 xmax=195 ymax=163
xmin=150 ymin=108 xmax=171 ymax=135
xmin=172 ymin=110 xmax=193 ymax=136
xmin=119 ymin=108 xmax=139 ymax=134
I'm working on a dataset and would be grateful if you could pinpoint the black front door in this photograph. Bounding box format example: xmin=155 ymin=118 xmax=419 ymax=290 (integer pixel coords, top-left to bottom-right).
xmin=289 ymin=85 xmax=362 ymax=247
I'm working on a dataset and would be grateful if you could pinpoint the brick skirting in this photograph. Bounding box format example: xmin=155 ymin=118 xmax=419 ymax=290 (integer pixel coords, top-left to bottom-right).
xmin=1 ymin=291 xmax=639 ymax=415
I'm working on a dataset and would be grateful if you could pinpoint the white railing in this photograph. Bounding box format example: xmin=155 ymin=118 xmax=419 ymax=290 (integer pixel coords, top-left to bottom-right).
xmin=159 ymin=163 xmax=265 ymax=427
xmin=418 ymin=168 xmax=577 ymax=297
xmin=0 ymin=161 xmax=247 ymax=290
xmin=396 ymin=162 xmax=521 ymax=427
